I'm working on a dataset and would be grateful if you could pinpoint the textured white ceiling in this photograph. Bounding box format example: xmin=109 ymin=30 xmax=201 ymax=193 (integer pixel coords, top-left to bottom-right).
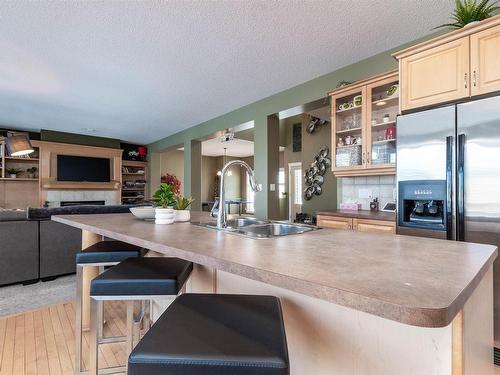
xmin=0 ymin=0 xmax=454 ymax=144
xmin=202 ymin=138 xmax=254 ymax=157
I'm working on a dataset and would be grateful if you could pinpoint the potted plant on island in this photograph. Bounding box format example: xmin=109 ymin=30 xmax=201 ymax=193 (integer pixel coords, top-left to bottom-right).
xmin=173 ymin=195 xmax=194 ymax=222
xmin=26 ymin=166 xmax=37 ymax=179
xmin=434 ymin=0 xmax=499 ymax=30
xmin=151 ymin=183 xmax=176 ymax=225
xmin=6 ymin=168 xmax=22 ymax=179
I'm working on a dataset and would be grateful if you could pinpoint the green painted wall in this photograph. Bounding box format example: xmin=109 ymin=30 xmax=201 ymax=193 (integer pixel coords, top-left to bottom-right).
xmin=148 ymin=33 xmax=439 ymax=218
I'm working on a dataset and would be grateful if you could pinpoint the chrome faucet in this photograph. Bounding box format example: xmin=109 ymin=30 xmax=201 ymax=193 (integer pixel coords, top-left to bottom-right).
xmin=216 ymin=160 xmax=261 ymax=229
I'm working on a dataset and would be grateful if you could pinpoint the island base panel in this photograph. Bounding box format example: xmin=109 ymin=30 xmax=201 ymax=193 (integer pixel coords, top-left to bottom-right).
xmin=155 ymin=254 xmax=493 ymax=375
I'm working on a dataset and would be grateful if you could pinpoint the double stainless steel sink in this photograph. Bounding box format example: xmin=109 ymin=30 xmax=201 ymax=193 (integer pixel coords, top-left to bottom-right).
xmin=193 ymin=217 xmax=319 ymax=239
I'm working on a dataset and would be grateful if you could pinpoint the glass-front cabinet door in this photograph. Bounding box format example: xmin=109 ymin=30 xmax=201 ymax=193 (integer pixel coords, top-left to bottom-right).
xmin=366 ymin=74 xmax=398 ymax=168
xmin=329 ymin=70 xmax=398 ymax=177
xmin=331 ymin=86 xmax=366 ymax=171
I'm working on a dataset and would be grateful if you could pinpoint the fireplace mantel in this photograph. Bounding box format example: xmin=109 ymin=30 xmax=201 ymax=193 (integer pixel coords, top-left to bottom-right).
xmin=41 ymin=179 xmax=121 ymax=190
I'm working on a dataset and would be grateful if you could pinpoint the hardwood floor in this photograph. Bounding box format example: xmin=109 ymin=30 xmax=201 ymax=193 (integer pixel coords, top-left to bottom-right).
xmin=0 ymin=301 xmax=127 ymax=375
xmin=2 ymin=300 xmax=500 ymax=375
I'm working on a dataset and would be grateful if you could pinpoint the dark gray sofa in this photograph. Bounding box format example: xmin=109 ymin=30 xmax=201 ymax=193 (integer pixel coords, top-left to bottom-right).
xmin=0 ymin=212 xmax=39 ymax=286
xmin=0 ymin=204 xmax=148 ymax=287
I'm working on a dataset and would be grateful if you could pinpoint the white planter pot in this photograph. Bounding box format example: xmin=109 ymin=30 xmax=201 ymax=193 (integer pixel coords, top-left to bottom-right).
xmin=9 ymin=174 xmax=16 ymax=178
xmin=155 ymin=207 xmax=174 ymax=225
xmin=174 ymin=210 xmax=191 ymax=222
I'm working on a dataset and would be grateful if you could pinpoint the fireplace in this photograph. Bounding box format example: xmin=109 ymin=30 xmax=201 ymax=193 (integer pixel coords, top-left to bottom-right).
xmin=60 ymin=201 xmax=105 ymax=207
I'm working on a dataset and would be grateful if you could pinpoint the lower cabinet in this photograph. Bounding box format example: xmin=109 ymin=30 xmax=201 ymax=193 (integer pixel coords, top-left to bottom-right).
xmin=315 ymin=215 xmax=352 ymax=230
xmin=317 ymin=215 xmax=396 ymax=234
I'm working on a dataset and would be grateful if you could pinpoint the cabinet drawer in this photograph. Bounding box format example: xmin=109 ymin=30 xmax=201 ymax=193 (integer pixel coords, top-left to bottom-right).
xmin=400 ymin=37 xmax=470 ymax=111
xmin=353 ymin=219 xmax=396 ymax=234
xmin=317 ymin=215 xmax=352 ymax=230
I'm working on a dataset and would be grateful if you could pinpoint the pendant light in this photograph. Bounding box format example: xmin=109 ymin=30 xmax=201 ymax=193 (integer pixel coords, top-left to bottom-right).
xmin=216 ymin=147 xmax=232 ymax=176
xmin=6 ymin=132 xmax=34 ymax=156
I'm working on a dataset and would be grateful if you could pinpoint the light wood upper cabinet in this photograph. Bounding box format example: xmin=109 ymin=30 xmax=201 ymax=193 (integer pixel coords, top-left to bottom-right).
xmin=470 ymin=24 xmax=500 ymax=96
xmin=329 ymin=71 xmax=397 ymax=177
xmin=394 ymin=15 xmax=500 ymax=111
xmin=399 ymin=37 xmax=470 ymax=111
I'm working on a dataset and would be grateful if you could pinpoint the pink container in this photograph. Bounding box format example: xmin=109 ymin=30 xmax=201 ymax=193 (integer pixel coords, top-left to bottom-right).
xmin=340 ymin=202 xmax=362 ymax=211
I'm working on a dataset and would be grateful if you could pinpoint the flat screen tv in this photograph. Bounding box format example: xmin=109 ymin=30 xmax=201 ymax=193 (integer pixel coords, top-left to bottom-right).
xmin=57 ymin=155 xmax=111 ymax=182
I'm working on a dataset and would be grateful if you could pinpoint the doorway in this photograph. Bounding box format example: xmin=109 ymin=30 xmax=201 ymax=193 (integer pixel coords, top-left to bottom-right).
xmin=288 ymin=162 xmax=302 ymax=222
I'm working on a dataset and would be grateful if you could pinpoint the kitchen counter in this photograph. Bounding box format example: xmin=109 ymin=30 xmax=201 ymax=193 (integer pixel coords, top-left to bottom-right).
xmin=54 ymin=212 xmax=496 ymax=374
xmin=316 ymin=209 xmax=396 ymax=222
xmin=53 ymin=212 xmax=494 ymax=328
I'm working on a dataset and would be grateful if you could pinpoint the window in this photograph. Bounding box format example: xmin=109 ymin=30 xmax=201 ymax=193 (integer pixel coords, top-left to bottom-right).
xmin=246 ymin=172 xmax=255 ymax=213
xmin=278 ymin=168 xmax=285 ymax=198
xmin=294 ymin=168 xmax=302 ymax=205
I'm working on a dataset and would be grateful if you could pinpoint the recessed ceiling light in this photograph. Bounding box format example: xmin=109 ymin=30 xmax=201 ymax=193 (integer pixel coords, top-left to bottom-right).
xmin=81 ymin=127 xmax=97 ymax=133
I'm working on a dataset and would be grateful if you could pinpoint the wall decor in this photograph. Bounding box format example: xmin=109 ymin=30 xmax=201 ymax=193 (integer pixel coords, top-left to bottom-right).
xmin=292 ymin=123 xmax=302 ymax=152
xmin=306 ymin=116 xmax=328 ymax=134
xmin=303 ymin=146 xmax=330 ymax=200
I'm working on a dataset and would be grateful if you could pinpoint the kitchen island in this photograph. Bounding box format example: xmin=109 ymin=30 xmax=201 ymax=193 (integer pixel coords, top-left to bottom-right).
xmin=53 ymin=212 xmax=497 ymax=375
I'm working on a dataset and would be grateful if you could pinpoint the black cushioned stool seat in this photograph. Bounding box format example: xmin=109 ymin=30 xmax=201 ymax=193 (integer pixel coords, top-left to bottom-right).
xmin=90 ymin=257 xmax=193 ymax=296
xmin=128 ymin=293 xmax=289 ymax=375
xmin=76 ymin=240 xmax=142 ymax=264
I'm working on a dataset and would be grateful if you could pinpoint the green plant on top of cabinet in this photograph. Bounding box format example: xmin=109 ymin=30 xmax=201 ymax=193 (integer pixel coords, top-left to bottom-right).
xmin=329 ymin=70 xmax=398 ymax=177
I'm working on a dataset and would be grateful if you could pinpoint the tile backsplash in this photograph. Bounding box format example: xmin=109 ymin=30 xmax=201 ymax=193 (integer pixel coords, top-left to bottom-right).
xmin=341 ymin=176 xmax=396 ymax=210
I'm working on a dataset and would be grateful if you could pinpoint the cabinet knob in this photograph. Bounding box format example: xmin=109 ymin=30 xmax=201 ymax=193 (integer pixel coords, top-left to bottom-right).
xmin=473 ymin=70 xmax=477 ymax=87
xmin=464 ymin=73 xmax=468 ymax=89
xmin=362 ymin=152 xmax=366 ymax=164
xmin=367 ymin=151 xmax=371 ymax=164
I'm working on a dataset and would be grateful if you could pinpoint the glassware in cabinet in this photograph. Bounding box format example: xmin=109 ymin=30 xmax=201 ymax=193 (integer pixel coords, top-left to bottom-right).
xmin=332 ymin=89 xmax=364 ymax=168
xmin=367 ymin=77 xmax=398 ymax=167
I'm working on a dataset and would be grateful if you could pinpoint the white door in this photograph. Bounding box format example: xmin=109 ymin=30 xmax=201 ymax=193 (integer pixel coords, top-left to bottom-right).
xmin=288 ymin=163 xmax=302 ymax=222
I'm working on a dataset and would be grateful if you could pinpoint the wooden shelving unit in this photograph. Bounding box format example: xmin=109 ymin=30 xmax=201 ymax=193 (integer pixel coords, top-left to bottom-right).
xmin=0 ymin=137 xmax=41 ymax=208
xmin=121 ymin=160 xmax=148 ymax=204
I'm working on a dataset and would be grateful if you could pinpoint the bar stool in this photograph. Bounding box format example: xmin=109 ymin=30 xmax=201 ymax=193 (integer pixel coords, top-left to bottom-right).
xmin=75 ymin=240 xmax=142 ymax=375
xmin=89 ymin=257 xmax=193 ymax=375
xmin=128 ymin=293 xmax=290 ymax=375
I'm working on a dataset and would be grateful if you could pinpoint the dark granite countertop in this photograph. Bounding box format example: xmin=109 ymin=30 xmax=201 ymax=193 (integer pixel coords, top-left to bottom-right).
xmin=316 ymin=209 xmax=396 ymax=222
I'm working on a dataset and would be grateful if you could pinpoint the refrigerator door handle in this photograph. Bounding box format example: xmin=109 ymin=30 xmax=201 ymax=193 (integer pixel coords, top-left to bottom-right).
xmin=446 ymin=136 xmax=453 ymax=240
xmin=457 ymin=133 xmax=466 ymax=241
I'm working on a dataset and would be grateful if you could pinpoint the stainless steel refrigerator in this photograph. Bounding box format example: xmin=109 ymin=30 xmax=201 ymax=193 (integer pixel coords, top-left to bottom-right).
xmin=396 ymin=95 xmax=500 ymax=346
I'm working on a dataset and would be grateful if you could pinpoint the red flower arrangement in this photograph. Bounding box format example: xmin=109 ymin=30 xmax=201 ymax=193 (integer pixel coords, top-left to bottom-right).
xmin=161 ymin=173 xmax=181 ymax=195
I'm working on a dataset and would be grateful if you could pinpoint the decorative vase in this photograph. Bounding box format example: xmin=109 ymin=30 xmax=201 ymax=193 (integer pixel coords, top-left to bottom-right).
xmin=174 ymin=210 xmax=191 ymax=222
xmin=155 ymin=207 xmax=174 ymax=225
xmin=463 ymin=21 xmax=480 ymax=28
